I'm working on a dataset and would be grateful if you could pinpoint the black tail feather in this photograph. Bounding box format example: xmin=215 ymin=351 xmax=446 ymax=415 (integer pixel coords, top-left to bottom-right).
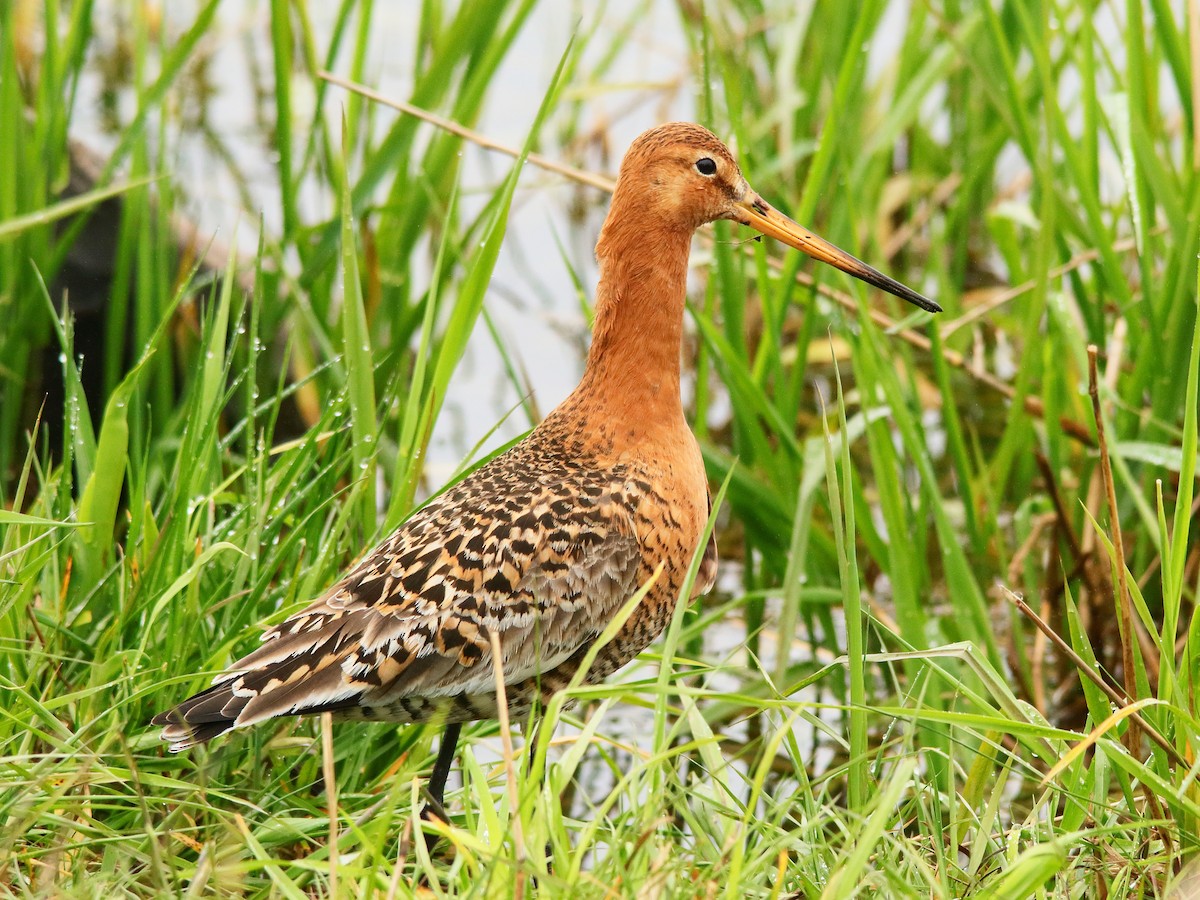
xmin=152 ymin=682 xmax=243 ymax=751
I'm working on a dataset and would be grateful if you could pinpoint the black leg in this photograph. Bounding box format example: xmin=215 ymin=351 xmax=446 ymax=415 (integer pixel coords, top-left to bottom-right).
xmin=523 ymin=719 xmax=555 ymax=872
xmin=525 ymin=719 xmax=542 ymax=779
xmin=422 ymin=722 xmax=461 ymax=823
xmin=405 ymin=724 xmax=463 ymax=858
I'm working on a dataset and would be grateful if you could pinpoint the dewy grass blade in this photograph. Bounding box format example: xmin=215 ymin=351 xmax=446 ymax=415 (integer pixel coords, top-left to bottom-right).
xmin=0 ymin=176 xmax=158 ymax=243
xmin=821 ymin=351 xmax=866 ymax=813
xmin=269 ymin=0 xmax=297 ymax=239
xmin=74 ymin=351 xmax=152 ymax=580
xmin=339 ymin=116 xmax=379 ymax=537
xmin=653 ymin=467 xmax=735 ymax=752
xmin=1167 ymin=271 xmax=1200 ymax=634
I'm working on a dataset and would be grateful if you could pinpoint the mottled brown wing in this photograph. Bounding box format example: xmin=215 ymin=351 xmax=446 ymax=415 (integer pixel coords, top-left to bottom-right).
xmin=155 ymin=459 xmax=643 ymax=749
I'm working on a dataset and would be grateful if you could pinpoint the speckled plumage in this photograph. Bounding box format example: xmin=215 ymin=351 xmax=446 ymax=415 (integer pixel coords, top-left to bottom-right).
xmin=154 ymin=122 xmax=935 ymax=753
xmin=157 ymin=422 xmax=715 ymax=749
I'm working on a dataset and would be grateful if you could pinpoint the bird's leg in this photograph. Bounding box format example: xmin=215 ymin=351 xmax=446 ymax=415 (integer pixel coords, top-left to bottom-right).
xmin=520 ymin=716 xmax=558 ymax=872
xmin=421 ymin=722 xmax=461 ymax=825
xmin=524 ymin=718 xmax=543 ymax=781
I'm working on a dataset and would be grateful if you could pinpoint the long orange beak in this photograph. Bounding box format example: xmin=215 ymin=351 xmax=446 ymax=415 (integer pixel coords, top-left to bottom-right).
xmin=734 ymin=192 xmax=941 ymax=314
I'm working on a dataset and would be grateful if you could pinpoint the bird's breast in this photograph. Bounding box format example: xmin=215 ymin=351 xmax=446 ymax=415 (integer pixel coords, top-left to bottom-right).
xmin=535 ymin=400 xmax=713 ymax=591
xmin=617 ymin=432 xmax=709 ymax=570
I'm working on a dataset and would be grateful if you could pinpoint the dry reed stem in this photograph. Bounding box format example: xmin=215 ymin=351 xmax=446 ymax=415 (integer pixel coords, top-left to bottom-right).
xmin=1087 ymin=346 xmax=1140 ymax=758
xmin=321 ymin=711 xmax=339 ymax=898
xmin=489 ymin=630 xmax=527 ymax=900
xmin=1003 ymin=587 xmax=1183 ymax=769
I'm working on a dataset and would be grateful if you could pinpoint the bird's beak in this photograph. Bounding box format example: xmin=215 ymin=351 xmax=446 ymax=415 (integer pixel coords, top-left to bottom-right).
xmin=734 ymin=192 xmax=941 ymax=314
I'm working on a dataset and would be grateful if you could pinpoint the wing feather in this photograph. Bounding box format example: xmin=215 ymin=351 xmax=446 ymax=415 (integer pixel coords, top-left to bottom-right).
xmin=153 ymin=456 xmax=644 ymax=749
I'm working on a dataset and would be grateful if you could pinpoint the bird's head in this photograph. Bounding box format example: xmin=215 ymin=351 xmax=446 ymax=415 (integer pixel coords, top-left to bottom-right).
xmin=606 ymin=122 xmax=941 ymax=314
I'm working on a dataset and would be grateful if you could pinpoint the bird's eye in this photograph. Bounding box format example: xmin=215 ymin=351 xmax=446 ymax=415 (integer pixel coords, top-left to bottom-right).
xmin=695 ymin=157 xmax=717 ymax=176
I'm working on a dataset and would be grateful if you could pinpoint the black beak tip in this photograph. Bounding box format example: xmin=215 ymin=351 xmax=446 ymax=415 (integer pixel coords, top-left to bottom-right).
xmin=899 ymin=286 xmax=942 ymax=314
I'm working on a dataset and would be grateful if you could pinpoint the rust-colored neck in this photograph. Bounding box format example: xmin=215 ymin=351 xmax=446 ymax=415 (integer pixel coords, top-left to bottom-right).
xmin=567 ymin=204 xmax=694 ymax=444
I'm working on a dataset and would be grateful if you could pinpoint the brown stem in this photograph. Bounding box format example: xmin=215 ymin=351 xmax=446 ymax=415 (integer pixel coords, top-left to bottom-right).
xmin=1004 ymin=588 xmax=1184 ymax=769
xmin=1087 ymin=346 xmax=1140 ymax=759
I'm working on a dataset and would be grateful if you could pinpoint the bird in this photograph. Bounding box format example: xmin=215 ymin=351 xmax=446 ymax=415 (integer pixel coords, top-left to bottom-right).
xmin=152 ymin=122 xmax=940 ymax=815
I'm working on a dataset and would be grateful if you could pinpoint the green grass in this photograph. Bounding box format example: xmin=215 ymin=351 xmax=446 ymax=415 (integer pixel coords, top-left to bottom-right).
xmin=2 ymin=1 xmax=1199 ymax=896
